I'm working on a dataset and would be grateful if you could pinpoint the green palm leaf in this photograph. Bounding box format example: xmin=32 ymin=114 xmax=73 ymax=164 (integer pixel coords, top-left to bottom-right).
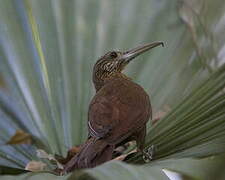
xmin=0 ymin=0 xmax=225 ymax=179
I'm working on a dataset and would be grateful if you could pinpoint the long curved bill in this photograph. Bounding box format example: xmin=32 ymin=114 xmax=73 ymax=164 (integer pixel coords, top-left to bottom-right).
xmin=121 ymin=42 xmax=164 ymax=63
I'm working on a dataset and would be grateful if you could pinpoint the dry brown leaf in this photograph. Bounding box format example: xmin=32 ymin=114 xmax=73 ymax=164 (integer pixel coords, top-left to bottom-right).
xmin=7 ymin=130 xmax=32 ymax=145
xmin=25 ymin=161 xmax=46 ymax=172
xmin=37 ymin=149 xmax=63 ymax=169
xmin=113 ymin=149 xmax=137 ymax=161
xmin=68 ymin=146 xmax=81 ymax=155
xmin=152 ymin=105 xmax=171 ymax=124
xmin=55 ymin=145 xmax=82 ymax=165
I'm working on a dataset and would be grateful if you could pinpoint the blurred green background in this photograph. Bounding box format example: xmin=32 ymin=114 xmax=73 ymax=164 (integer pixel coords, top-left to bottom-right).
xmin=0 ymin=0 xmax=225 ymax=179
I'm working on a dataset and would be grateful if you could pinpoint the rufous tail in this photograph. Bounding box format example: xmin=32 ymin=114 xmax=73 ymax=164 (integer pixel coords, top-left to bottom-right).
xmin=62 ymin=137 xmax=114 ymax=173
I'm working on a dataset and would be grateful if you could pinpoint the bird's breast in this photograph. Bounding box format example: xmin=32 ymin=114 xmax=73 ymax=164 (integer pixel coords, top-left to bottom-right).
xmin=99 ymin=78 xmax=150 ymax=106
xmin=88 ymin=77 xmax=151 ymax=144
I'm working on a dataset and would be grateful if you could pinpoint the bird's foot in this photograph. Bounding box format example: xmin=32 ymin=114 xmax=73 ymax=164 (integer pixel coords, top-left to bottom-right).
xmin=142 ymin=145 xmax=154 ymax=162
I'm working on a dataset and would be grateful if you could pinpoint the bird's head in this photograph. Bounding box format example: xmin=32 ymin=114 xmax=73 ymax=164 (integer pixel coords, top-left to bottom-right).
xmin=93 ymin=42 xmax=164 ymax=91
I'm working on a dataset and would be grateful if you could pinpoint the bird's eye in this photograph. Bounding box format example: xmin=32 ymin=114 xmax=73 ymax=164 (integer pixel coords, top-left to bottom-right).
xmin=110 ymin=51 xmax=118 ymax=58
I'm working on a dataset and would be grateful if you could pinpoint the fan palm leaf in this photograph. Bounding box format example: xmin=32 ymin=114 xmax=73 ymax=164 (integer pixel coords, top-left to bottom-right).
xmin=0 ymin=0 xmax=225 ymax=179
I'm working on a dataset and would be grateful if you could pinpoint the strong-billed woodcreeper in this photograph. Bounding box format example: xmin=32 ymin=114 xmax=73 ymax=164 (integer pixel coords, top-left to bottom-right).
xmin=62 ymin=42 xmax=163 ymax=173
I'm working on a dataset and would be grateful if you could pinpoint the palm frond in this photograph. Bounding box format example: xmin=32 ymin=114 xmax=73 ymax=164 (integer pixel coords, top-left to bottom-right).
xmin=128 ymin=63 xmax=225 ymax=163
xmin=0 ymin=0 xmax=225 ymax=179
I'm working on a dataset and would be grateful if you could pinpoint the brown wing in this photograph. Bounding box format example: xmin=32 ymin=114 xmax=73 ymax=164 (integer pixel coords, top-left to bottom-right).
xmin=88 ymin=78 xmax=151 ymax=145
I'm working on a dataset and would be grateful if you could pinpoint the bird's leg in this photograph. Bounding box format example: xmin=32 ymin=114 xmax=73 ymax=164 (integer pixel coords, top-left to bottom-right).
xmin=134 ymin=126 xmax=154 ymax=162
xmin=142 ymin=145 xmax=154 ymax=162
xmin=134 ymin=126 xmax=146 ymax=152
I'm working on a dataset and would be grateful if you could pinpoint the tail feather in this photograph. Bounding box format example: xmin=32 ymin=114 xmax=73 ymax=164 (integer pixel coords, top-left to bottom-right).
xmin=62 ymin=137 xmax=114 ymax=173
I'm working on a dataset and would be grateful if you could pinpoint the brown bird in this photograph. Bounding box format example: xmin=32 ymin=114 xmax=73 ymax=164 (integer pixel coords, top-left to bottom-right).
xmin=62 ymin=42 xmax=163 ymax=173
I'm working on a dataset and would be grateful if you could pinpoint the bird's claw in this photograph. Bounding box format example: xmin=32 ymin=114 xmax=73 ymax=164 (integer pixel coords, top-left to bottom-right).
xmin=142 ymin=145 xmax=154 ymax=162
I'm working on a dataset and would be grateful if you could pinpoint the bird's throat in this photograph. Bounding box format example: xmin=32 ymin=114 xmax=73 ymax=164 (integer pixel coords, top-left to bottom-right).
xmin=93 ymin=73 xmax=131 ymax=92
